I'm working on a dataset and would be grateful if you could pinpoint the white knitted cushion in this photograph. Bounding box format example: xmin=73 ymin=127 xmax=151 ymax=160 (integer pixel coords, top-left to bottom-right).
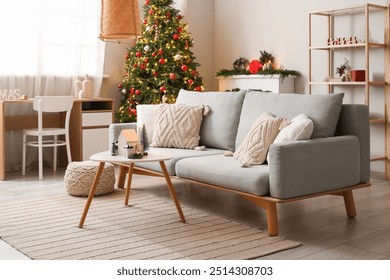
xmin=150 ymin=103 xmax=209 ymax=149
xmin=64 ymin=161 xmax=115 ymax=196
xmin=234 ymin=112 xmax=289 ymax=167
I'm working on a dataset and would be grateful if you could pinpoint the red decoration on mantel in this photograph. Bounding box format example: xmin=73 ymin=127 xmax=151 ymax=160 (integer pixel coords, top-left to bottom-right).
xmin=248 ymin=59 xmax=263 ymax=74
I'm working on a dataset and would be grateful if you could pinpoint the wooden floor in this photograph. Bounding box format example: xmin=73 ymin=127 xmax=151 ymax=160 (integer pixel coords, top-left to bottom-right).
xmin=1 ymin=168 xmax=389 ymax=260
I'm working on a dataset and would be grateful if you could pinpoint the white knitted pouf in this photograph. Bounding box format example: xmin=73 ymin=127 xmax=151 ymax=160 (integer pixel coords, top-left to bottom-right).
xmin=64 ymin=161 xmax=115 ymax=196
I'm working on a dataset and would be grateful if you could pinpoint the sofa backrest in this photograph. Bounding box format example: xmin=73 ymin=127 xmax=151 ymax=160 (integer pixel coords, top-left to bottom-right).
xmin=176 ymin=89 xmax=246 ymax=151
xmin=235 ymin=91 xmax=345 ymax=148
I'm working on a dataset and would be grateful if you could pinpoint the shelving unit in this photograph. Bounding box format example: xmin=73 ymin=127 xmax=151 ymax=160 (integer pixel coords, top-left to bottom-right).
xmin=308 ymin=3 xmax=390 ymax=178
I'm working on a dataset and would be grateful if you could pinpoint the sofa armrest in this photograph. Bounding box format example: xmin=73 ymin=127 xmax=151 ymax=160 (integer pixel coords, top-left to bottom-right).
xmin=108 ymin=123 xmax=137 ymax=150
xmin=268 ymin=136 xmax=362 ymax=199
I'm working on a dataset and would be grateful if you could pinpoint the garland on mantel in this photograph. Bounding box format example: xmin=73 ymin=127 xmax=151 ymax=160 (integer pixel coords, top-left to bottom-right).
xmin=216 ymin=68 xmax=301 ymax=78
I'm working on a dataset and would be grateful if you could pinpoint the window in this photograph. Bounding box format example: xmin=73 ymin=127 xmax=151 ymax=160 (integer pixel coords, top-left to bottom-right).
xmin=0 ymin=0 xmax=103 ymax=76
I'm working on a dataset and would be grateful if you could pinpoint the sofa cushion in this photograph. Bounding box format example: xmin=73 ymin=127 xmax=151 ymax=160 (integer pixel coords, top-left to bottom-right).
xmin=175 ymin=154 xmax=270 ymax=196
xmin=176 ymin=89 xmax=246 ymax=151
xmin=235 ymin=92 xmax=344 ymax=148
xmin=234 ymin=112 xmax=288 ymax=167
xmin=135 ymin=147 xmax=225 ymax=175
xmin=150 ymin=104 xmax=208 ymax=149
xmin=274 ymin=114 xmax=314 ymax=143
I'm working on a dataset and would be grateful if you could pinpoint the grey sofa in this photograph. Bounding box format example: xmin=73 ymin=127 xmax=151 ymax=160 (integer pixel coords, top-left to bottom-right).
xmin=109 ymin=89 xmax=371 ymax=236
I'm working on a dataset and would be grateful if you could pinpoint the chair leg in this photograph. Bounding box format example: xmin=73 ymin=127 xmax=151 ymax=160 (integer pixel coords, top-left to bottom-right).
xmin=22 ymin=134 xmax=26 ymax=176
xmin=53 ymin=135 xmax=57 ymax=172
xmin=38 ymin=135 xmax=43 ymax=180
xmin=65 ymin=133 xmax=72 ymax=164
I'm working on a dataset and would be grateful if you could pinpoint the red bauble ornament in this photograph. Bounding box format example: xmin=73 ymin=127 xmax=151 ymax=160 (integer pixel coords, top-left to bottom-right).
xmin=177 ymin=27 xmax=183 ymax=33
xmin=135 ymin=89 xmax=141 ymax=95
xmin=148 ymin=9 xmax=154 ymax=15
xmin=160 ymin=86 xmax=166 ymax=92
xmin=158 ymin=48 xmax=164 ymax=55
xmin=144 ymin=0 xmax=149 ymax=5
xmin=144 ymin=58 xmax=149 ymax=63
xmin=187 ymin=79 xmax=194 ymax=85
xmin=130 ymin=88 xmax=135 ymax=95
xmin=140 ymin=64 xmax=146 ymax=69
xmin=248 ymin=59 xmax=263 ymax=74
xmin=129 ymin=108 xmax=137 ymax=116
xmin=153 ymin=71 xmax=158 ymax=77
xmin=135 ymin=51 xmax=142 ymax=57
xmin=159 ymin=58 xmax=166 ymax=64
xmin=177 ymin=15 xmax=183 ymax=19
xmin=191 ymin=70 xmax=198 ymax=77
xmin=151 ymin=52 xmax=157 ymax=57
xmin=173 ymin=34 xmax=180 ymax=40
xmin=125 ymin=53 xmax=130 ymax=60
xmin=143 ymin=19 xmax=148 ymax=25
xmin=133 ymin=63 xmax=138 ymax=67
xmin=166 ymin=12 xmax=171 ymax=19
xmin=181 ymin=64 xmax=188 ymax=71
xmin=169 ymin=73 xmax=177 ymax=80
xmin=195 ymin=86 xmax=202 ymax=92
xmin=117 ymin=83 xmax=123 ymax=89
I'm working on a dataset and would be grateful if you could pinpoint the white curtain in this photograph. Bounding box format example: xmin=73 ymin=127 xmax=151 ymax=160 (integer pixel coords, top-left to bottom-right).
xmin=0 ymin=0 xmax=105 ymax=171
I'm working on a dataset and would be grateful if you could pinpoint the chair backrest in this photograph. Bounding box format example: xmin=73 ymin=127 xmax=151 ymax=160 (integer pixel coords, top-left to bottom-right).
xmin=33 ymin=96 xmax=74 ymax=131
xmin=33 ymin=96 xmax=74 ymax=113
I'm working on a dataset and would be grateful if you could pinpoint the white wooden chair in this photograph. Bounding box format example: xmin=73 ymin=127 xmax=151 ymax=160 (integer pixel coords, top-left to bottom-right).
xmin=22 ymin=96 xmax=74 ymax=180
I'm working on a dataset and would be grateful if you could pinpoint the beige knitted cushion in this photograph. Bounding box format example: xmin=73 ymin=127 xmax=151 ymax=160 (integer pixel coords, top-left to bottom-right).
xmin=64 ymin=161 xmax=115 ymax=196
xmin=234 ymin=112 xmax=289 ymax=167
xmin=150 ymin=103 xmax=209 ymax=149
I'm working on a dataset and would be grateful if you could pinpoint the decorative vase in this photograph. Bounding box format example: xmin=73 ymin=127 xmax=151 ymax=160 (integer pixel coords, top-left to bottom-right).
xmin=73 ymin=77 xmax=82 ymax=98
xmin=82 ymin=74 xmax=92 ymax=99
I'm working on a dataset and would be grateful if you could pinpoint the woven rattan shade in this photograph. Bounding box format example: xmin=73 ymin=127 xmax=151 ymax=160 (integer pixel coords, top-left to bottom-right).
xmin=99 ymin=0 xmax=141 ymax=42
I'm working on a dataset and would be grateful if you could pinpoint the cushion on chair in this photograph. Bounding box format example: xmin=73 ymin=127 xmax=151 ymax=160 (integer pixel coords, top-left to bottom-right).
xmin=64 ymin=161 xmax=115 ymax=196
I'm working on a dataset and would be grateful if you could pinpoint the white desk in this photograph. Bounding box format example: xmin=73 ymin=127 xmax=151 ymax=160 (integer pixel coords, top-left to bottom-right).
xmin=78 ymin=151 xmax=186 ymax=228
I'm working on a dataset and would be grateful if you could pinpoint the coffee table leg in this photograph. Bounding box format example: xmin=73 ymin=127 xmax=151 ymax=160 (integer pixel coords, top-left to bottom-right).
xmin=159 ymin=161 xmax=186 ymax=223
xmin=79 ymin=162 xmax=105 ymax=228
xmin=124 ymin=163 xmax=134 ymax=206
xmin=117 ymin=165 xmax=127 ymax=189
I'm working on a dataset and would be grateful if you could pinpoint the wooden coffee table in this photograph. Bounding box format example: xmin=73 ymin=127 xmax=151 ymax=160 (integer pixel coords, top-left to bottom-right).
xmin=78 ymin=151 xmax=186 ymax=228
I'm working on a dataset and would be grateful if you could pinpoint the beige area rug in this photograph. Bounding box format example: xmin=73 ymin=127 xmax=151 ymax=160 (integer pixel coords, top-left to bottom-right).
xmin=0 ymin=190 xmax=300 ymax=260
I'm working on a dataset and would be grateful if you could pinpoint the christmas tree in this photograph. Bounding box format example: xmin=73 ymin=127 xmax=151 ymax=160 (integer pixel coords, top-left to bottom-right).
xmin=116 ymin=0 xmax=204 ymax=123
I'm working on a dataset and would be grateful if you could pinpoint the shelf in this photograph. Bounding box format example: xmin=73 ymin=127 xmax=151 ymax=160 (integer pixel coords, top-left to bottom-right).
xmin=370 ymin=118 xmax=386 ymax=124
xmin=371 ymin=156 xmax=387 ymax=162
xmin=309 ymin=3 xmax=390 ymax=178
xmin=310 ymin=3 xmax=387 ymax=17
xmin=309 ymin=81 xmax=386 ymax=86
xmin=310 ymin=43 xmax=385 ymax=50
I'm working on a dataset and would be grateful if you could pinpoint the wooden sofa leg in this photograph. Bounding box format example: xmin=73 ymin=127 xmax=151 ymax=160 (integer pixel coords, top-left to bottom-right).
xmin=266 ymin=202 xmax=279 ymax=237
xmin=117 ymin=165 xmax=127 ymax=189
xmin=343 ymin=190 xmax=357 ymax=218
xmin=244 ymin=197 xmax=279 ymax=237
